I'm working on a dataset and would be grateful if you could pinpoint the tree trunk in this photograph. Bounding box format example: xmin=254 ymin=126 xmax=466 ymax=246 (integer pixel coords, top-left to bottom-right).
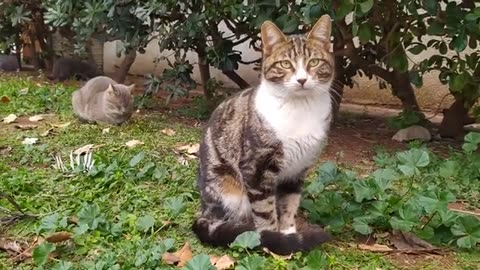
xmin=390 ymin=71 xmax=422 ymax=112
xmin=222 ymin=70 xmax=250 ymax=89
xmin=15 ymin=35 xmax=22 ymax=71
xmin=114 ymin=50 xmax=137 ymax=83
xmin=197 ymin=50 xmax=213 ymax=99
xmin=331 ymin=35 xmax=346 ymax=121
xmin=439 ymin=97 xmax=473 ymax=138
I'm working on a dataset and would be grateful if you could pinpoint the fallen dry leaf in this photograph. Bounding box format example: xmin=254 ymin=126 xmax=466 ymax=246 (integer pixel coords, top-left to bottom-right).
xmin=28 ymin=115 xmax=44 ymax=122
xmin=45 ymin=232 xmax=72 ymax=243
xmin=391 ymin=231 xmax=439 ymax=252
xmin=22 ymin=137 xmax=38 ymax=145
xmin=161 ymin=128 xmax=176 ymax=136
xmin=3 ymin=114 xmax=17 ymax=124
xmin=125 ymin=139 xmax=144 ymax=148
xmin=162 ymin=252 xmax=180 ymax=265
xmin=40 ymin=128 xmax=53 ymax=137
xmin=19 ymin=88 xmax=28 ymax=94
xmin=73 ymin=144 xmax=94 ymax=155
xmin=0 ymin=238 xmax=23 ymax=254
xmin=0 ymin=96 xmax=10 ymax=103
xmin=263 ymin=247 xmax=294 ymax=260
xmin=176 ymin=143 xmax=200 ymax=155
xmin=210 ymin=255 xmax=235 ymax=270
xmin=14 ymin=124 xmax=38 ymax=130
xmin=50 ymin=122 xmax=71 ymax=128
xmin=358 ymin=243 xmax=393 ymax=252
xmin=162 ymin=242 xmax=193 ymax=267
xmin=0 ymin=146 xmax=12 ymax=155
xmin=102 ymin=128 xmax=110 ymax=134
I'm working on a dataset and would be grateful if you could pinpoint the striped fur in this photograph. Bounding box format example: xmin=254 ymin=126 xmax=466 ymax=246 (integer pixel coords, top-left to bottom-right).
xmin=193 ymin=15 xmax=334 ymax=255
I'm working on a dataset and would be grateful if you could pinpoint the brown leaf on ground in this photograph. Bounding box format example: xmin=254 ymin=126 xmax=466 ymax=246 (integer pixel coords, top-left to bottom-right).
xmin=162 ymin=242 xmax=193 ymax=267
xmin=125 ymin=139 xmax=144 ymax=148
xmin=161 ymin=128 xmax=177 ymax=136
xmin=28 ymin=115 xmax=44 ymax=122
xmin=1 ymin=96 xmax=10 ymax=103
xmin=14 ymin=124 xmax=38 ymax=130
xmin=73 ymin=144 xmax=95 ymax=155
xmin=0 ymin=146 xmax=12 ymax=155
xmin=358 ymin=243 xmax=394 ymax=252
xmin=0 ymin=238 xmax=24 ymax=255
xmin=210 ymin=255 xmax=235 ymax=269
xmin=45 ymin=231 xmax=72 ymax=243
xmin=390 ymin=231 xmax=439 ymax=253
xmin=176 ymin=143 xmax=200 ymax=155
xmin=162 ymin=252 xmax=181 ymax=265
xmin=50 ymin=121 xmax=71 ymax=128
xmin=3 ymin=114 xmax=17 ymax=123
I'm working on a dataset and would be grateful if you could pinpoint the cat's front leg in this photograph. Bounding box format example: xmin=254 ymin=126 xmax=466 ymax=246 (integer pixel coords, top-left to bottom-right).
xmin=276 ymin=178 xmax=303 ymax=234
xmin=247 ymin=171 xmax=279 ymax=232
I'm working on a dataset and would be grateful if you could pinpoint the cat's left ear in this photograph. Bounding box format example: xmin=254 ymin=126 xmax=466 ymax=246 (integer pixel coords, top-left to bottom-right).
xmin=307 ymin=15 xmax=332 ymax=50
xmin=107 ymin=84 xmax=116 ymax=95
xmin=127 ymin=84 xmax=135 ymax=94
xmin=261 ymin=20 xmax=287 ymax=58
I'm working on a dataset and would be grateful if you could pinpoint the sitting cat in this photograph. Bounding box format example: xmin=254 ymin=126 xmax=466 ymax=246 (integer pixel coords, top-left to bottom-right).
xmin=48 ymin=57 xmax=101 ymax=81
xmin=192 ymin=15 xmax=334 ymax=255
xmin=72 ymin=76 xmax=134 ymax=125
xmin=0 ymin=55 xmax=19 ymax=71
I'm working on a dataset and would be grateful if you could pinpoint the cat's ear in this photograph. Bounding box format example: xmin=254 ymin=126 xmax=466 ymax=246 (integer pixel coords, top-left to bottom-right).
xmin=261 ymin=20 xmax=287 ymax=58
xmin=127 ymin=84 xmax=135 ymax=94
xmin=107 ymin=84 xmax=116 ymax=95
xmin=307 ymin=15 xmax=332 ymax=50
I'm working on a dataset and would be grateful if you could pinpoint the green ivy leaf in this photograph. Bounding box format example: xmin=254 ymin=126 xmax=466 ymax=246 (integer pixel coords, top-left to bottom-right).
xmin=358 ymin=23 xmax=373 ymax=44
xmin=303 ymin=250 xmax=329 ymax=269
xmin=352 ymin=219 xmax=373 ymax=235
xmin=235 ymin=254 xmax=267 ymax=270
xmin=359 ymin=0 xmax=374 ymax=13
xmin=129 ymin=151 xmax=145 ymax=167
xmin=33 ymin=242 xmax=56 ymax=266
xmin=165 ymin=196 xmax=186 ymax=216
xmin=38 ymin=213 xmax=59 ymax=233
xmin=408 ymin=44 xmax=427 ymax=55
xmin=390 ymin=216 xmax=416 ymax=231
xmin=182 ymin=254 xmax=215 ymax=270
xmin=136 ymin=215 xmax=155 ymax=232
xmin=372 ymin=168 xmax=397 ymax=192
xmin=426 ymin=21 xmax=445 ymax=35
xmin=388 ymin=48 xmax=408 ymax=72
xmin=449 ymin=72 xmax=471 ymax=93
xmin=335 ymin=0 xmax=355 ymax=19
xmin=451 ymin=33 xmax=467 ymax=52
xmin=451 ymin=216 xmax=480 ymax=248
xmin=396 ymin=149 xmax=430 ymax=175
xmin=462 ymin=132 xmax=480 ymax=152
xmin=422 ymin=0 xmax=437 ymax=15
xmin=230 ymin=231 xmax=261 ymax=250
xmin=78 ymin=203 xmax=104 ymax=230
xmin=352 ymin=180 xmax=375 ymax=202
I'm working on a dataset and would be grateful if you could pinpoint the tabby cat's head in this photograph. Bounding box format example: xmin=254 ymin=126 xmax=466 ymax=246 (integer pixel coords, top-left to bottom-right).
xmin=104 ymin=83 xmax=134 ymax=118
xmin=260 ymin=15 xmax=334 ymax=96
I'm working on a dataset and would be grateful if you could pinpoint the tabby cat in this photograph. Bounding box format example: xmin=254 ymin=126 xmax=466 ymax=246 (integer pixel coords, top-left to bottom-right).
xmin=72 ymin=76 xmax=134 ymax=125
xmin=192 ymin=15 xmax=334 ymax=255
xmin=48 ymin=57 xmax=101 ymax=81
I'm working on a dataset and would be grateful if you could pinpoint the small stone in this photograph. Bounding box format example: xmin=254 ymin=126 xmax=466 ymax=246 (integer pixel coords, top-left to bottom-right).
xmin=392 ymin=125 xmax=431 ymax=142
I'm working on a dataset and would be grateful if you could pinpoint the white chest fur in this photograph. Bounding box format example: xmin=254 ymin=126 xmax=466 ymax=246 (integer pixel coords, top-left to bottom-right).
xmin=254 ymin=82 xmax=332 ymax=180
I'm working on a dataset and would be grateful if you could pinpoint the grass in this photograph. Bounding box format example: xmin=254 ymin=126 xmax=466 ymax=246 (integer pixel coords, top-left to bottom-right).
xmin=0 ymin=74 xmax=479 ymax=269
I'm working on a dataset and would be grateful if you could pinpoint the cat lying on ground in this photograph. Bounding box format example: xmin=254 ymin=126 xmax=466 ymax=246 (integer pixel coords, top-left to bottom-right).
xmin=72 ymin=76 xmax=134 ymax=125
xmin=48 ymin=57 xmax=101 ymax=81
xmin=192 ymin=15 xmax=334 ymax=255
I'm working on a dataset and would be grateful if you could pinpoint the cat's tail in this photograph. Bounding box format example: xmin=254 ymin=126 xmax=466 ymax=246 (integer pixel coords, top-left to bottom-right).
xmin=192 ymin=217 xmax=331 ymax=255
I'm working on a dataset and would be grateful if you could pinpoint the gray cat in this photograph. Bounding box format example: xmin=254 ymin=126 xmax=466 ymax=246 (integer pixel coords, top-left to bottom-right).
xmin=0 ymin=55 xmax=19 ymax=71
xmin=72 ymin=76 xmax=135 ymax=125
xmin=48 ymin=57 xmax=101 ymax=81
xmin=192 ymin=15 xmax=334 ymax=255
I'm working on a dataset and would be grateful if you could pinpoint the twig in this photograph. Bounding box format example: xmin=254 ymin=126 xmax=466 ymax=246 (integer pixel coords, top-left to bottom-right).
xmin=449 ymin=208 xmax=480 ymax=217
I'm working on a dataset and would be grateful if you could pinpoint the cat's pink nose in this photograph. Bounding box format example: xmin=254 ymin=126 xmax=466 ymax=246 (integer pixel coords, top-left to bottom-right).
xmin=297 ymin=78 xmax=307 ymax=86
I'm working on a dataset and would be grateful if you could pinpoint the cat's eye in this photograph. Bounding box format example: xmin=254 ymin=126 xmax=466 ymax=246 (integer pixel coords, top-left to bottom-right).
xmin=279 ymin=60 xmax=292 ymax=69
xmin=308 ymin=58 xmax=321 ymax=67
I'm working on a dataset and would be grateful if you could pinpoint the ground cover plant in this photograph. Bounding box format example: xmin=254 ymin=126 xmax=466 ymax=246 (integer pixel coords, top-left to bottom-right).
xmin=1 ymin=75 xmax=480 ymax=269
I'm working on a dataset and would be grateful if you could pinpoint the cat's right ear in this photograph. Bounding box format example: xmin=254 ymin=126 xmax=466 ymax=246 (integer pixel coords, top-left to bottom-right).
xmin=261 ymin=21 xmax=287 ymax=58
xmin=107 ymin=84 xmax=115 ymax=95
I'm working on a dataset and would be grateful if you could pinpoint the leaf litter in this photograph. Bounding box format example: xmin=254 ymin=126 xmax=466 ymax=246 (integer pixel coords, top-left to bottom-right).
xmin=162 ymin=242 xmax=193 ymax=267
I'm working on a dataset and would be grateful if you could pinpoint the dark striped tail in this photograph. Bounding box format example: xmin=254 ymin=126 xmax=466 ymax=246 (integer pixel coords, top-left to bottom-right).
xmin=192 ymin=218 xmax=331 ymax=255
